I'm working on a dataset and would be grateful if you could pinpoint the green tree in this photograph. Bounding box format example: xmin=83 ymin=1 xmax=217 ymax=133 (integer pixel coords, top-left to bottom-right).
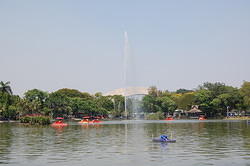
xmin=110 ymin=95 xmax=125 ymax=118
xmin=157 ymin=96 xmax=177 ymax=115
xmin=55 ymin=88 xmax=92 ymax=99
xmin=18 ymin=98 xmax=41 ymax=116
xmin=148 ymin=86 xmax=159 ymax=97
xmin=176 ymin=89 xmax=193 ymax=94
xmin=199 ymin=82 xmax=228 ymax=98
xmin=24 ymin=89 xmax=48 ymax=103
xmin=239 ymin=81 xmax=250 ymax=110
xmin=195 ymin=83 xmax=242 ymax=117
xmin=194 ymin=89 xmax=214 ymax=116
xmin=45 ymin=92 xmax=72 ymax=118
xmin=70 ymin=97 xmax=96 ymax=117
xmin=210 ymin=94 xmax=230 ymax=116
xmin=24 ymin=89 xmax=48 ymax=114
xmin=0 ymin=81 xmax=12 ymax=95
xmin=94 ymin=92 xmax=102 ymax=98
xmin=142 ymin=95 xmax=159 ymax=113
xmin=0 ymin=81 xmax=17 ymax=120
xmin=0 ymin=95 xmax=20 ymax=120
xmin=175 ymin=92 xmax=195 ymax=110
xmin=94 ymin=96 xmax=113 ymax=116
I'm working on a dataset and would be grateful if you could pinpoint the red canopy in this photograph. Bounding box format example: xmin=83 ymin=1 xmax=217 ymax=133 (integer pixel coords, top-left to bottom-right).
xmin=83 ymin=116 xmax=91 ymax=119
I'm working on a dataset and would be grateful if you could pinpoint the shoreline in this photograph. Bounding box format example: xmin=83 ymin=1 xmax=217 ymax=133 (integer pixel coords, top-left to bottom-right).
xmin=0 ymin=120 xmax=18 ymax=123
xmin=224 ymin=116 xmax=250 ymax=120
xmin=1 ymin=117 xmax=250 ymax=124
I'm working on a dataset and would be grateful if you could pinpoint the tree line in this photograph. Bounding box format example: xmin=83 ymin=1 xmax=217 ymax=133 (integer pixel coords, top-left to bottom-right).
xmin=143 ymin=82 xmax=250 ymax=118
xmin=0 ymin=81 xmax=125 ymax=120
xmin=0 ymin=81 xmax=250 ymax=120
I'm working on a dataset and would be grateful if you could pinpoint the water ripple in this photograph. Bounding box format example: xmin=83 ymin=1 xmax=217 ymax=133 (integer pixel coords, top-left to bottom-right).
xmin=0 ymin=121 xmax=249 ymax=166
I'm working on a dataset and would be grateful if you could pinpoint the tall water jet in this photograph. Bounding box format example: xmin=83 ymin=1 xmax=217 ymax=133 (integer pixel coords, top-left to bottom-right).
xmin=123 ymin=32 xmax=145 ymax=119
xmin=123 ymin=31 xmax=135 ymax=87
xmin=123 ymin=31 xmax=129 ymax=119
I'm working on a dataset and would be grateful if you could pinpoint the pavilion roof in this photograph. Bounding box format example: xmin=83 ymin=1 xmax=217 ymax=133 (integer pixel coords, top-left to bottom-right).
xmin=187 ymin=105 xmax=202 ymax=113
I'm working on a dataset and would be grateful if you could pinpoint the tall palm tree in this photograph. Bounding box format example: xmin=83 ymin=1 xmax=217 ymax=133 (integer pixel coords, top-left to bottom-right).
xmin=0 ymin=81 xmax=13 ymax=95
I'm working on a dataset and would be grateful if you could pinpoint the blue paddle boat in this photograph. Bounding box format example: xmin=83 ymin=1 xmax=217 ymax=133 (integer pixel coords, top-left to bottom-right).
xmin=153 ymin=135 xmax=176 ymax=143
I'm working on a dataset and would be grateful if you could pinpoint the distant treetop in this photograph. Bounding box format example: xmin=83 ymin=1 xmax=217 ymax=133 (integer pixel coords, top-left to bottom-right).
xmin=176 ymin=88 xmax=193 ymax=94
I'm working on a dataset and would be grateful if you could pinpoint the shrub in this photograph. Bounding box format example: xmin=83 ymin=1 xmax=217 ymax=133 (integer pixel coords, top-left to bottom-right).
xmin=145 ymin=112 xmax=165 ymax=120
xmin=20 ymin=116 xmax=51 ymax=125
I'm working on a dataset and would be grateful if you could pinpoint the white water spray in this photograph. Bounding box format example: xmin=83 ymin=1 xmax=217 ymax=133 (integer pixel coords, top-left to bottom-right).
xmin=123 ymin=31 xmax=129 ymax=118
xmin=123 ymin=32 xmax=144 ymax=119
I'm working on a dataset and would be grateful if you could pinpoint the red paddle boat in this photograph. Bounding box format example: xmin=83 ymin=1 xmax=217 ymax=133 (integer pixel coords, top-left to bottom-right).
xmin=165 ymin=117 xmax=174 ymax=121
xmin=198 ymin=115 xmax=207 ymax=120
xmin=51 ymin=117 xmax=68 ymax=127
xmin=78 ymin=116 xmax=102 ymax=124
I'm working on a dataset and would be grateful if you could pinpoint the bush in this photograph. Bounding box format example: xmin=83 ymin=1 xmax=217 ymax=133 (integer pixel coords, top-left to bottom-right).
xmin=20 ymin=116 xmax=51 ymax=125
xmin=145 ymin=112 xmax=165 ymax=120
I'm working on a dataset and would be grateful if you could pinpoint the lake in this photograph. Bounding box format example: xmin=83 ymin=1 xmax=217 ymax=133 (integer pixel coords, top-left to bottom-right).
xmin=0 ymin=120 xmax=250 ymax=166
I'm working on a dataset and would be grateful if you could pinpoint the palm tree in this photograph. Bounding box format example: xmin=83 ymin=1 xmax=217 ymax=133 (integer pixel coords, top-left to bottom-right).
xmin=0 ymin=81 xmax=13 ymax=120
xmin=0 ymin=81 xmax=13 ymax=95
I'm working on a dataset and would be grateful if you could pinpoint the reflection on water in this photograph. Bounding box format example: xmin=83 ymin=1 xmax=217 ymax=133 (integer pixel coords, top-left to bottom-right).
xmin=0 ymin=120 xmax=250 ymax=166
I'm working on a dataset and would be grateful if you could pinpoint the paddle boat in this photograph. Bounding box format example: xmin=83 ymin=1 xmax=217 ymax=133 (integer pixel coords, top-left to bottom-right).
xmin=153 ymin=135 xmax=176 ymax=143
xmin=78 ymin=117 xmax=90 ymax=124
xmin=88 ymin=119 xmax=102 ymax=124
xmin=78 ymin=119 xmax=89 ymax=124
xmin=165 ymin=117 xmax=174 ymax=121
xmin=198 ymin=115 xmax=207 ymax=120
xmin=51 ymin=117 xmax=68 ymax=127
xmin=78 ymin=116 xmax=91 ymax=124
xmin=91 ymin=117 xmax=102 ymax=123
xmin=78 ymin=116 xmax=102 ymax=124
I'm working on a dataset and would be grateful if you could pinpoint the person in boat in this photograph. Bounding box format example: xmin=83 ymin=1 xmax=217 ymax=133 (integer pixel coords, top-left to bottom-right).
xmin=55 ymin=120 xmax=62 ymax=124
xmin=160 ymin=135 xmax=169 ymax=141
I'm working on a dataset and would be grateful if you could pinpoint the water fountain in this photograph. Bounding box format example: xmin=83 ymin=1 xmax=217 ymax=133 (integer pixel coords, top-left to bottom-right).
xmin=123 ymin=32 xmax=145 ymax=120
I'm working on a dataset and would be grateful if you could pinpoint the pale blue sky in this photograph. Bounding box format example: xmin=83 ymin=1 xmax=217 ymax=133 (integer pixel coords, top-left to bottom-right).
xmin=0 ymin=0 xmax=250 ymax=95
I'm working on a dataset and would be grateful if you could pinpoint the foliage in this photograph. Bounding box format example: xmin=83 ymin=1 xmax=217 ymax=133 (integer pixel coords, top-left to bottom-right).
xmin=0 ymin=81 xmax=20 ymax=120
xmin=176 ymin=89 xmax=193 ymax=94
xmin=24 ymin=89 xmax=48 ymax=105
xmin=194 ymin=83 xmax=243 ymax=117
xmin=142 ymin=95 xmax=159 ymax=113
xmin=94 ymin=96 xmax=113 ymax=116
xmin=143 ymin=88 xmax=177 ymax=116
xmin=0 ymin=81 xmax=12 ymax=95
xmin=199 ymin=82 xmax=228 ymax=98
xmin=194 ymin=89 xmax=213 ymax=116
xmin=20 ymin=116 xmax=51 ymax=125
xmin=174 ymin=92 xmax=195 ymax=110
xmin=148 ymin=86 xmax=159 ymax=97
xmin=45 ymin=92 xmax=72 ymax=118
xmin=240 ymin=81 xmax=250 ymax=109
xmin=142 ymin=82 xmax=249 ymax=118
xmin=145 ymin=112 xmax=164 ymax=120
xmin=55 ymin=88 xmax=92 ymax=99
xmin=18 ymin=98 xmax=42 ymax=116
xmin=2 ymin=105 xmax=18 ymax=120
xmin=1 ymin=80 xmax=250 ymax=120
xmin=70 ymin=97 xmax=96 ymax=117
xmin=156 ymin=96 xmax=177 ymax=114
xmin=109 ymin=95 xmax=125 ymax=118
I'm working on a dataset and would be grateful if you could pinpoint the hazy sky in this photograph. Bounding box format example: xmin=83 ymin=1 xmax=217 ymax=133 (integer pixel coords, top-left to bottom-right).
xmin=1 ymin=0 xmax=250 ymax=95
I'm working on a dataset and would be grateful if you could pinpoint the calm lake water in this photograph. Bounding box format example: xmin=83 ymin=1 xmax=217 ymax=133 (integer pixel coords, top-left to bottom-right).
xmin=0 ymin=120 xmax=250 ymax=166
